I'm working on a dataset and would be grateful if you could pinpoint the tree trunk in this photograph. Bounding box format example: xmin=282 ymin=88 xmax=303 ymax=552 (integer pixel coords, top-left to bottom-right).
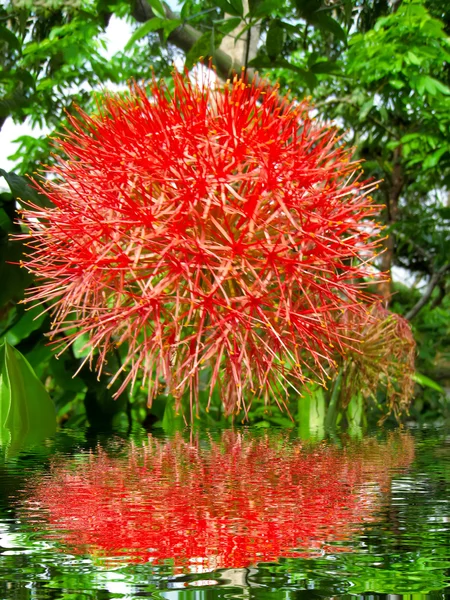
xmin=379 ymin=146 xmax=404 ymax=304
xmin=219 ymin=0 xmax=260 ymax=71
xmin=132 ymin=0 xmax=259 ymax=83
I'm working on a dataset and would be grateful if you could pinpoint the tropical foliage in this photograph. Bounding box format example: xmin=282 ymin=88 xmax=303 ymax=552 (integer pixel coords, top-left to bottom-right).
xmin=0 ymin=0 xmax=449 ymax=429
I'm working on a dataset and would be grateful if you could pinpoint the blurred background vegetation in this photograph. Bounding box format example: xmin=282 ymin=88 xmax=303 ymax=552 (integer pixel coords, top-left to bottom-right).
xmin=0 ymin=0 xmax=449 ymax=432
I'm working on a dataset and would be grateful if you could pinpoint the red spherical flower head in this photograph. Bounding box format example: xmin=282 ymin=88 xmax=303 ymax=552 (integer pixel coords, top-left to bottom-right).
xmin=20 ymin=70 xmax=381 ymax=416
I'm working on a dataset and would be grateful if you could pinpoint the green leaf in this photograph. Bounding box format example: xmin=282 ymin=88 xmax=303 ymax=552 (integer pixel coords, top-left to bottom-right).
xmin=14 ymin=69 xmax=36 ymax=91
xmin=251 ymin=0 xmax=281 ymax=18
xmin=423 ymin=147 xmax=449 ymax=169
xmin=0 ymin=208 xmax=13 ymax=233
xmin=0 ymin=340 xmax=56 ymax=454
xmin=415 ymin=75 xmax=450 ymax=96
xmin=5 ymin=305 xmax=47 ymax=346
xmin=0 ymin=170 xmax=53 ymax=208
xmin=125 ymin=18 xmax=168 ymax=50
xmin=217 ymin=17 xmax=241 ymax=36
xmin=254 ymin=419 xmax=271 ymax=428
xmin=438 ymin=207 xmax=450 ymax=220
xmin=406 ymin=50 xmax=422 ymax=66
xmin=273 ymin=58 xmax=317 ymax=89
xmin=72 ymin=332 xmax=94 ymax=359
xmin=311 ymin=13 xmax=347 ymax=43
xmin=390 ymin=79 xmax=405 ymax=89
xmin=412 ymin=372 xmax=443 ymax=393
xmin=161 ymin=398 xmax=185 ymax=433
xmin=215 ymin=0 xmax=244 ymax=17
xmin=185 ymin=32 xmax=214 ymax=70
xmin=147 ymin=0 xmax=166 ymax=18
xmin=359 ymin=97 xmax=374 ymax=121
xmin=0 ymin=238 xmax=32 ymax=306
xmin=0 ymin=25 xmax=21 ymax=52
xmin=310 ymin=60 xmax=340 ymax=74
xmin=266 ymin=20 xmax=284 ymax=60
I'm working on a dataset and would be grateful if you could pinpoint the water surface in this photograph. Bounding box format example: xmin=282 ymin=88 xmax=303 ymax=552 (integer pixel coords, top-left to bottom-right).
xmin=0 ymin=426 xmax=449 ymax=599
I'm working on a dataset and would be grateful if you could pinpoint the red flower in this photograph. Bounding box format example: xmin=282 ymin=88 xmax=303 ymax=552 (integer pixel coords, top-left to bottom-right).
xmin=21 ymin=431 xmax=414 ymax=570
xmin=20 ymin=71 xmax=381 ymax=414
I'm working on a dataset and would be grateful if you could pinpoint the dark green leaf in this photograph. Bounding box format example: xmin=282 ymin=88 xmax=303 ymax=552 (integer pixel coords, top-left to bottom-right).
xmin=311 ymin=13 xmax=347 ymax=43
xmin=251 ymin=0 xmax=282 ymax=18
xmin=147 ymin=0 xmax=166 ymax=18
xmin=274 ymin=58 xmax=317 ymax=89
xmin=72 ymin=332 xmax=94 ymax=359
xmin=0 ymin=170 xmax=53 ymax=209
xmin=0 ymin=340 xmax=56 ymax=453
xmin=5 ymin=305 xmax=46 ymax=346
xmin=217 ymin=17 xmax=241 ymax=36
xmin=185 ymin=32 xmax=214 ymax=70
xmin=0 ymin=238 xmax=32 ymax=306
xmin=0 ymin=208 xmax=13 ymax=234
xmin=248 ymin=55 xmax=273 ymax=69
xmin=0 ymin=25 xmax=21 ymax=52
xmin=310 ymin=60 xmax=340 ymax=74
xmin=125 ymin=18 xmax=168 ymax=50
xmin=14 ymin=69 xmax=36 ymax=91
xmin=266 ymin=20 xmax=284 ymax=60
xmin=423 ymin=147 xmax=449 ymax=169
xmin=215 ymin=0 xmax=244 ymax=18
xmin=359 ymin=98 xmax=374 ymax=121
xmin=161 ymin=398 xmax=185 ymax=433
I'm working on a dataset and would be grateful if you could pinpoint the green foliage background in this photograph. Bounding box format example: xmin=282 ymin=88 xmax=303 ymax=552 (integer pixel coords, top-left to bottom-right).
xmin=0 ymin=0 xmax=449 ymax=430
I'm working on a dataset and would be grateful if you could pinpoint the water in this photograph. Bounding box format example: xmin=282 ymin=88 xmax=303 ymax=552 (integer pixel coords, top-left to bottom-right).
xmin=0 ymin=426 xmax=449 ymax=599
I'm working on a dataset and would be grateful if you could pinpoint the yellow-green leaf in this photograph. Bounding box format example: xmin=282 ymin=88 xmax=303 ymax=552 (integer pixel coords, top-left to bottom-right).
xmin=0 ymin=340 xmax=56 ymax=455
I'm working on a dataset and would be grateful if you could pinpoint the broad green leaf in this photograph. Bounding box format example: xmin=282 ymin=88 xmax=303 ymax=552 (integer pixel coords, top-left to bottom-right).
xmin=148 ymin=0 xmax=166 ymax=18
xmin=438 ymin=207 xmax=450 ymax=220
xmin=414 ymin=75 xmax=450 ymax=96
xmin=215 ymin=0 xmax=244 ymax=18
xmin=390 ymin=79 xmax=405 ymax=89
xmin=412 ymin=372 xmax=443 ymax=393
xmin=423 ymin=147 xmax=449 ymax=169
xmin=161 ymin=398 xmax=185 ymax=433
xmin=72 ymin=331 xmax=94 ymax=359
xmin=14 ymin=68 xmax=36 ymax=91
xmin=0 ymin=340 xmax=56 ymax=454
xmin=0 ymin=25 xmax=21 ymax=52
xmin=5 ymin=305 xmax=47 ymax=346
xmin=311 ymin=13 xmax=347 ymax=43
xmin=297 ymin=385 xmax=325 ymax=441
xmin=217 ymin=17 xmax=241 ymax=36
xmin=310 ymin=60 xmax=340 ymax=74
xmin=420 ymin=16 xmax=445 ymax=38
xmin=251 ymin=0 xmax=282 ymax=19
xmin=0 ymin=238 xmax=32 ymax=306
xmin=273 ymin=58 xmax=317 ymax=89
xmin=359 ymin=97 xmax=374 ymax=121
xmin=0 ymin=208 xmax=12 ymax=233
xmin=248 ymin=55 xmax=273 ymax=69
xmin=0 ymin=170 xmax=53 ymax=209
xmin=185 ymin=32 xmax=214 ymax=70
xmin=406 ymin=50 xmax=422 ymax=66
xmin=125 ymin=18 xmax=169 ymax=50
xmin=266 ymin=20 xmax=284 ymax=60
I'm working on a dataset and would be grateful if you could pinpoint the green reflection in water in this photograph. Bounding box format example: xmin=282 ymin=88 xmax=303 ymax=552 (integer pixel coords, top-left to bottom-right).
xmin=0 ymin=426 xmax=448 ymax=599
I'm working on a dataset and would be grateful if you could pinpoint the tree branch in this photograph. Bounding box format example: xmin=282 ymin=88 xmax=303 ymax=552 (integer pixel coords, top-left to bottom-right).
xmin=132 ymin=0 xmax=255 ymax=83
xmin=405 ymin=263 xmax=450 ymax=321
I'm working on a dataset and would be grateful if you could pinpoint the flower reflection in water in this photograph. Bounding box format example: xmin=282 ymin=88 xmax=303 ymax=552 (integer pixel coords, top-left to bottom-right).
xmin=22 ymin=431 xmax=414 ymax=571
